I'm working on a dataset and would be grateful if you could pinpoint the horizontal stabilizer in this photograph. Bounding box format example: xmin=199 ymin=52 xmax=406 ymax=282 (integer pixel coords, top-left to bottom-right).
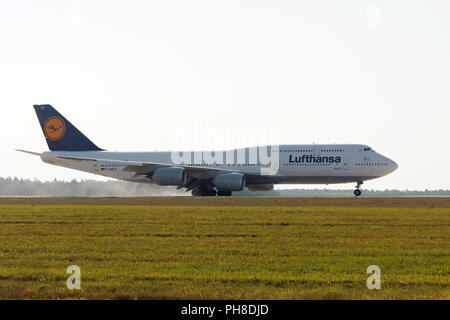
xmin=16 ymin=149 xmax=43 ymax=157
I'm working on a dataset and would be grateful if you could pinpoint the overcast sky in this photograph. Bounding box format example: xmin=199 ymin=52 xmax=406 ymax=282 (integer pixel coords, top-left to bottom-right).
xmin=1 ymin=0 xmax=449 ymax=190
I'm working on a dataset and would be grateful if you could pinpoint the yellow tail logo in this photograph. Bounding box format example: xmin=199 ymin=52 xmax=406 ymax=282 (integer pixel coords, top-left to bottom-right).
xmin=44 ymin=117 xmax=66 ymax=141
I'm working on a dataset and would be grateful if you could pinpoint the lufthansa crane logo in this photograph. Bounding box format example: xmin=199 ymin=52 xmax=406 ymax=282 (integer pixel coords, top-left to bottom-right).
xmin=44 ymin=117 xmax=66 ymax=141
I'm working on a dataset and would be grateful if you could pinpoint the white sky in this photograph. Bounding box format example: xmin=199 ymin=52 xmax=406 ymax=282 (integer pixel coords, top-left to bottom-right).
xmin=0 ymin=0 xmax=449 ymax=190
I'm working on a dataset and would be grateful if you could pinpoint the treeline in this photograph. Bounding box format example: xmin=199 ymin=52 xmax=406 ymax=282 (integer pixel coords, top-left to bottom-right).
xmin=0 ymin=177 xmax=449 ymax=197
xmin=0 ymin=177 xmax=186 ymax=197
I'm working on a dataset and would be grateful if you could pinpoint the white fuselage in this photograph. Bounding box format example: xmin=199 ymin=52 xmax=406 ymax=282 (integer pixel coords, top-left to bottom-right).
xmin=41 ymin=144 xmax=397 ymax=186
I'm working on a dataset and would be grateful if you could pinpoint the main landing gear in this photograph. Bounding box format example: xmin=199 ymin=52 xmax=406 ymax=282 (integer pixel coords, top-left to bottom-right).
xmin=354 ymin=181 xmax=363 ymax=197
xmin=191 ymin=185 xmax=233 ymax=197
xmin=192 ymin=188 xmax=217 ymax=197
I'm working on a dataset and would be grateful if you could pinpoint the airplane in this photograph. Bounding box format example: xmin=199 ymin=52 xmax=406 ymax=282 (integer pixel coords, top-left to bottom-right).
xmin=18 ymin=105 xmax=398 ymax=197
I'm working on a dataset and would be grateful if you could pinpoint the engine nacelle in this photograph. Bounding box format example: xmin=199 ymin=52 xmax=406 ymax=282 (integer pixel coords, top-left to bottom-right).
xmin=213 ymin=173 xmax=246 ymax=191
xmin=246 ymin=184 xmax=274 ymax=192
xmin=152 ymin=167 xmax=186 ymax=186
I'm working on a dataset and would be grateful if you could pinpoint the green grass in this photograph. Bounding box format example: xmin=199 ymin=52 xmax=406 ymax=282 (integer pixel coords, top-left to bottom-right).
xmin=0 ymin=203 xmax=448 ymax=299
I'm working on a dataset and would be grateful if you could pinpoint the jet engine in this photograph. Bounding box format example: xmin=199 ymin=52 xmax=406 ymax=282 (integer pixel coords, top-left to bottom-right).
xmin=246 ymin=184 xmax=274 ymax=192
xmin=152 ymin=167 xmax=186 ymax=186
xmin=213 ymin=173 xmax=246 ymax=191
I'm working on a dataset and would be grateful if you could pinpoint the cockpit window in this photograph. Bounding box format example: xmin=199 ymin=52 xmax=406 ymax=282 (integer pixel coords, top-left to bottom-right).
xmin=363 ymin=147 xmax=374 ymax=151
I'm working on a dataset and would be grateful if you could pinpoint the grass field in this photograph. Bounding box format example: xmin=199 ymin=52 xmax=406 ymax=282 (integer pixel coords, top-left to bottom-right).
xmin=0 ymin=197 xmax=448 ymax=299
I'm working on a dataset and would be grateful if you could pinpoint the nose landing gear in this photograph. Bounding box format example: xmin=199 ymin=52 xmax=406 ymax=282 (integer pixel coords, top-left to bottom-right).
xmin=354 ymin=181 xmax=363 ymax=197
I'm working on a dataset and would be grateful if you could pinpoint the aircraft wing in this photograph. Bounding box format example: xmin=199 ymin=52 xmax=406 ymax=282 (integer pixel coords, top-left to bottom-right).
xmin=17 ymin=151 xmax=258 ymax=180
xmin=120 ymin=161 xmax=241 ymax=179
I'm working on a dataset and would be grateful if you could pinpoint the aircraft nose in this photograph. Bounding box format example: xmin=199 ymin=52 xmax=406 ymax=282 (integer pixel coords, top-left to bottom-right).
xmin=390 ymin=159 xmax=398 ymax=172
xmin=379 ymin=154 xmax=398 ymax=173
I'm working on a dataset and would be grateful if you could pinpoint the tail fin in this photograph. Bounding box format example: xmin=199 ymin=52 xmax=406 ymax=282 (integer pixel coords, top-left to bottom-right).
xmin=34 ymin=104 xmax=103 ymax=151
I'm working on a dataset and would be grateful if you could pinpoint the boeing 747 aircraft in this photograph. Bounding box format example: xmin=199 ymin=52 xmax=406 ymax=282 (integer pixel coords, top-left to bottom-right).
xmin=19 ymin=105 xmax=398 ymax=196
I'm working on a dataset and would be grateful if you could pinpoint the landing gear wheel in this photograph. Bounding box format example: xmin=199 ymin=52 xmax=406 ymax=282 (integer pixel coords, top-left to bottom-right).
xmin=217 ymin=191 xmax=232 ymax=197
xmin=192 ymin=188 xmax=217 ymax=197
xmin=353 ymin=181 xmax=363 ymax=197
xmin=206 ymin=189 xmax=217 ymax=196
